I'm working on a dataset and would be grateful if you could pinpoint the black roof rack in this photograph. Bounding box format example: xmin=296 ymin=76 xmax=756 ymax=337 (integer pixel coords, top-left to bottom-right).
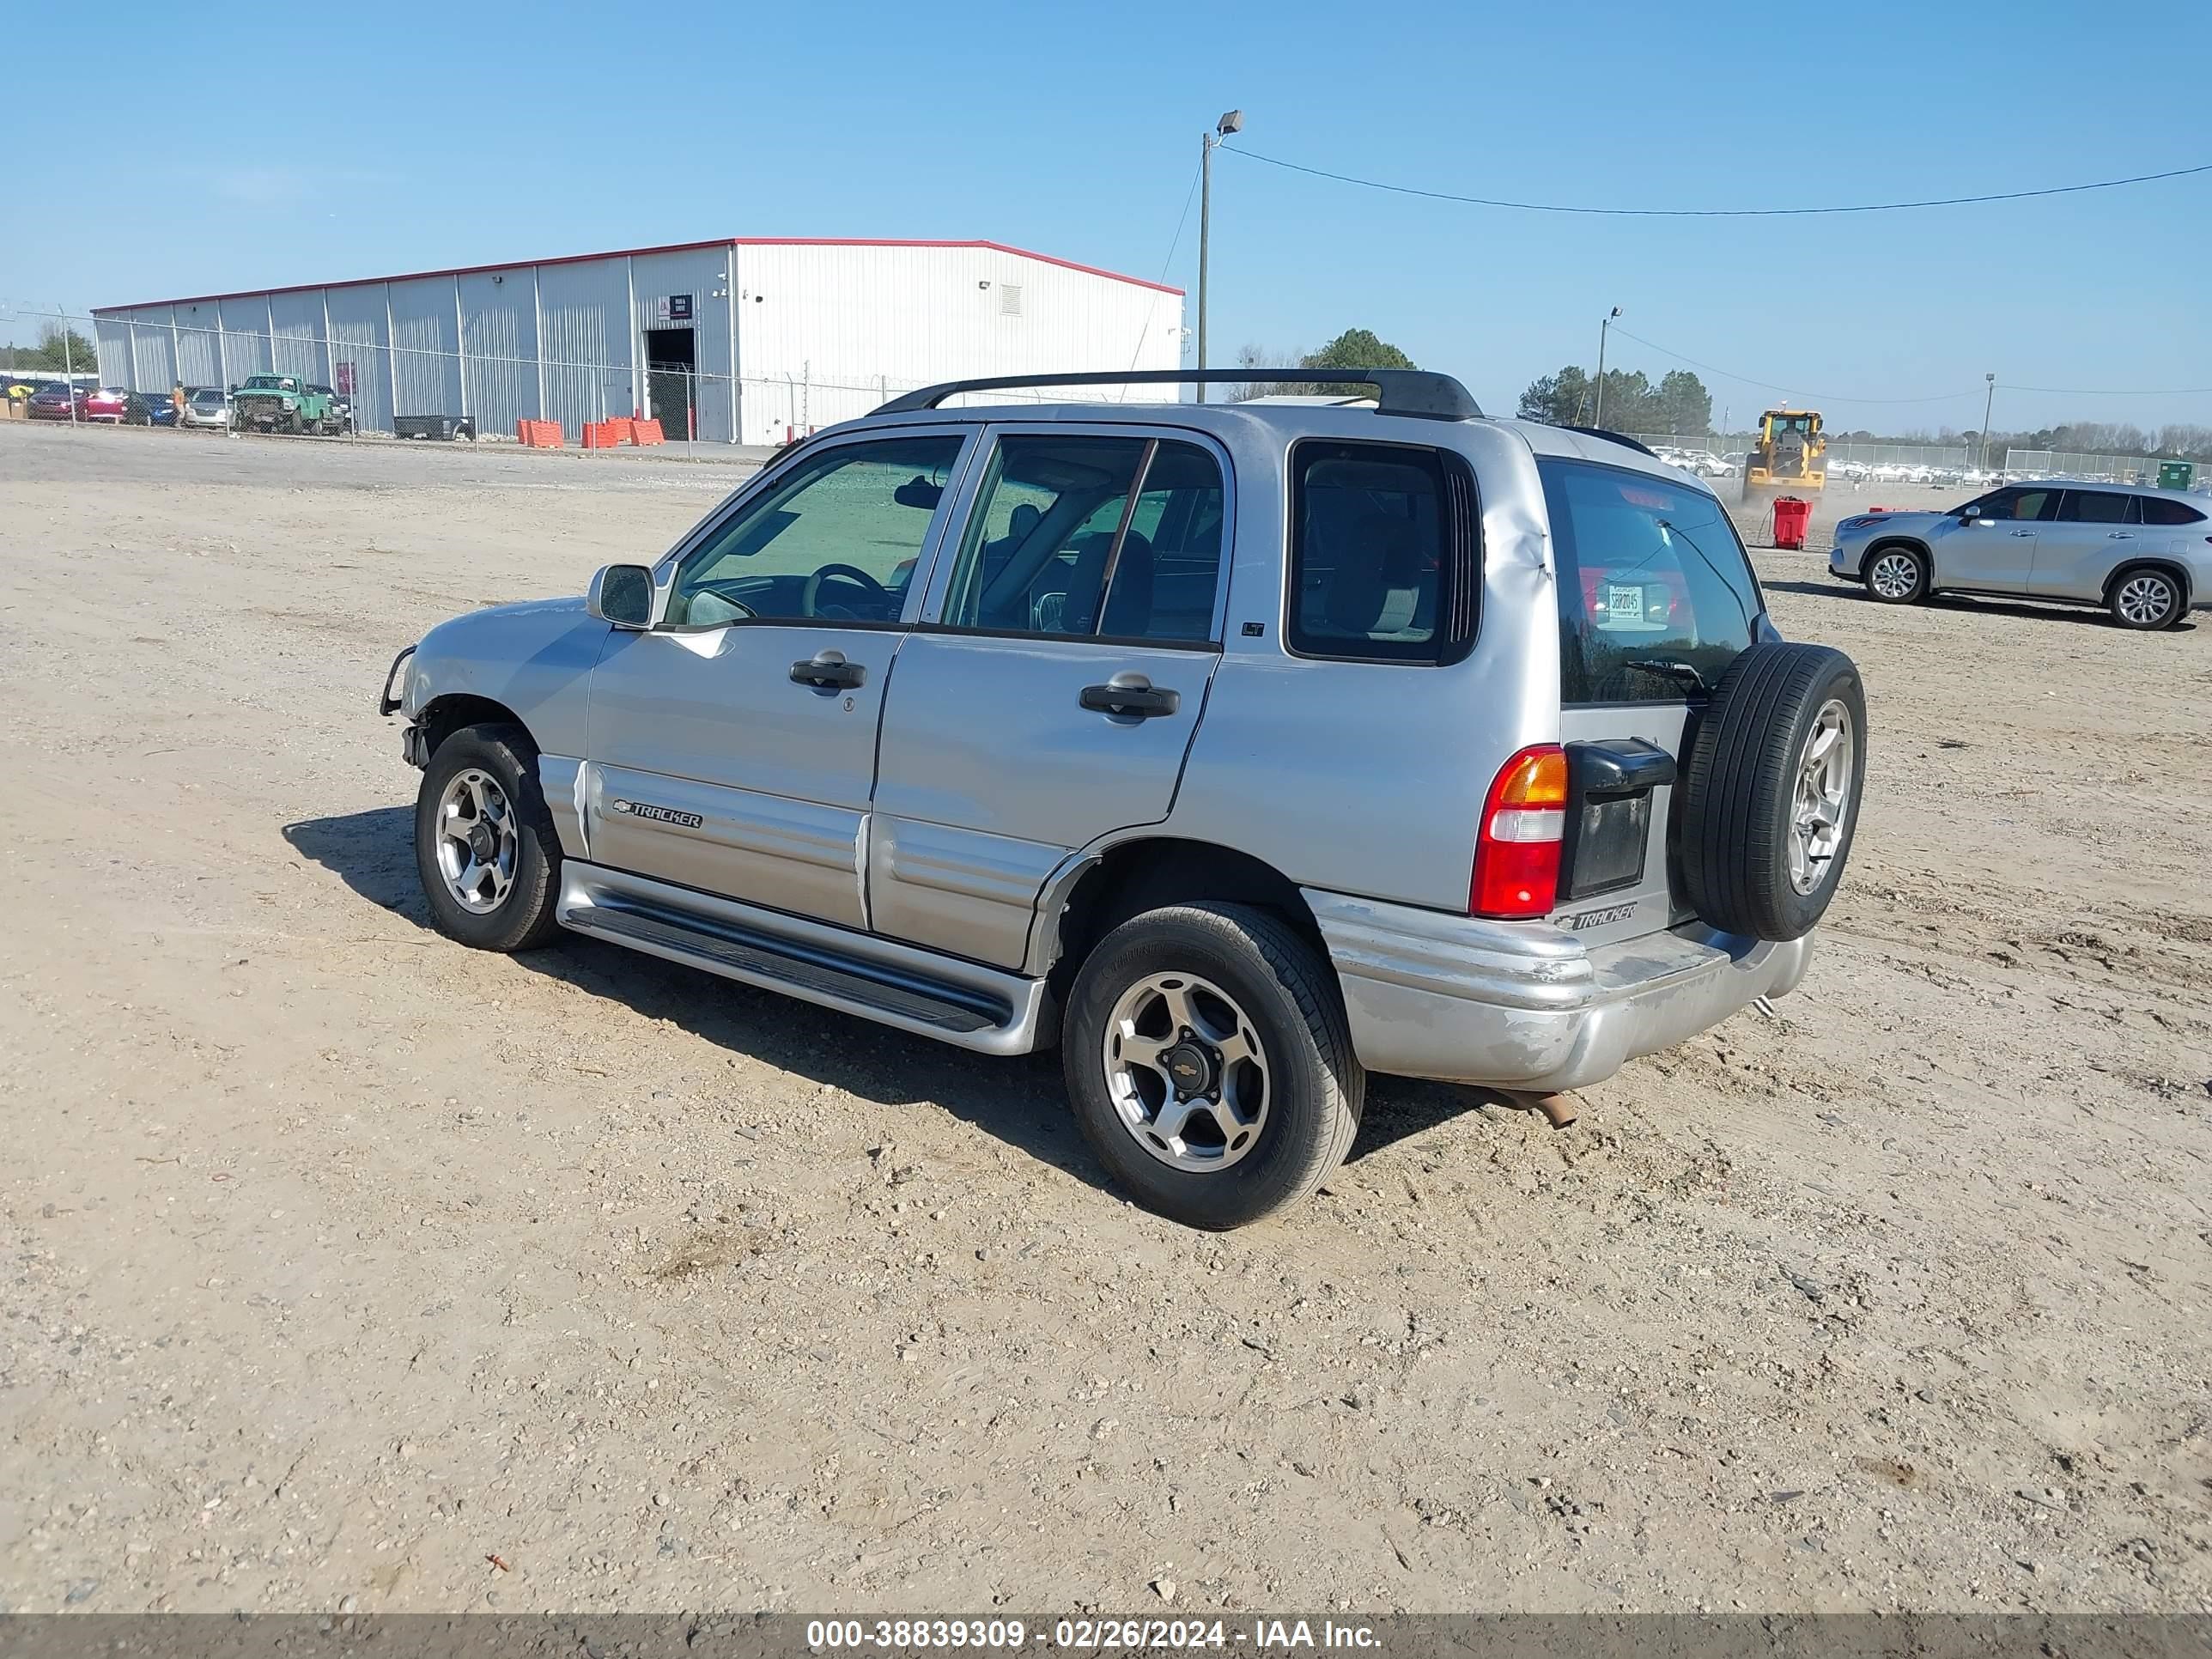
xmin=873 ymin=368 xmax=1482 ymax=422
xmin=1559 ymin=425 xmax=1659 ymax=458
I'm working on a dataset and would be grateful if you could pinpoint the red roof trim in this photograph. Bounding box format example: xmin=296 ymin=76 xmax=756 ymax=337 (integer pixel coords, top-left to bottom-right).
xmin=95 ymin=236 xmax=1182 ymax=314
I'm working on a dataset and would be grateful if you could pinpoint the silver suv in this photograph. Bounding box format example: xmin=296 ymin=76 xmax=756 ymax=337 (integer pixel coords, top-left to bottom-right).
xmin=380 ymin=369 xmax=1867 ymax=1229
xmin=1832 ymin=480 xmax=2212 ymax=629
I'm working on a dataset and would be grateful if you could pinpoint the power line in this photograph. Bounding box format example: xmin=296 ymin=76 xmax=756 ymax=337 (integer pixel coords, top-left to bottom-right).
xmin=1123 ymin=156 xmax=1205 ymax=378
xmin=2005 ymin=381 xmax=2212 ymax=396
xmin=1224 ymin=147 xmax=2212 ymax=218
xmin=1607 ymin=327 xmax=1981 ymax=406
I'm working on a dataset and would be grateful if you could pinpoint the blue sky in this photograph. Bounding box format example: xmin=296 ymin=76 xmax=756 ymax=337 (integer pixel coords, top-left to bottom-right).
xmin=8 ymin=0 xmax=2210 ymax=433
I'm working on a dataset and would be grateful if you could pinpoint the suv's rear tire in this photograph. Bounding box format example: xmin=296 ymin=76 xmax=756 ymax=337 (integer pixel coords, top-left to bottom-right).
xmin=2108 ymin=567 xmax=2184 ymax=630
xmin=1680 ymin=642 xmax=1867 ymax=942
xmin=1061 ymin=902 xmax=1363 ymax=1231
xmin=1863 ymin=544 xmax=1927 ymax=604
xmin=414 ymin=723 xmax=565 ymax=952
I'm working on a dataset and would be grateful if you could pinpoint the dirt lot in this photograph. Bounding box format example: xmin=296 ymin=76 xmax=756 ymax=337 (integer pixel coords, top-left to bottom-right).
xmin=3 ymin=422 xmax=2208 ymax=1616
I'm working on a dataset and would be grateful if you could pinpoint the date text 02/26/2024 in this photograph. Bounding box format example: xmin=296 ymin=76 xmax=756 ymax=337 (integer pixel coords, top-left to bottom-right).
xmin=804 ymin=1619 xmax=1381 ymax=1650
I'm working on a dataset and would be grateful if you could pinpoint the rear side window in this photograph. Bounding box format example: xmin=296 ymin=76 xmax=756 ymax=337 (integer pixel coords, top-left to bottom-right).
xmin=2061 ymin=490 xmax=2130 ymax=524
xmin=1540 ymin=458 xmax=1763 ymax=704
xmin=2142 ymin=496 xmax=2207 ymax=526
xmin=1287 ymin=441 xmax=1476 ymax=662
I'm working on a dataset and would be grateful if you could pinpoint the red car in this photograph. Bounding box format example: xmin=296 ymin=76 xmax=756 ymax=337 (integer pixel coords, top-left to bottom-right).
xmin=81 ymin=386 xmax=149 ymax=424
xmin=25 ymin=384 xmax=79 ymax=421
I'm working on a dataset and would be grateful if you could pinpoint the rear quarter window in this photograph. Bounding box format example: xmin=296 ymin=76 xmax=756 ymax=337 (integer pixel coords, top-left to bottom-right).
xmin=1286 ymin=440 xmax=1478 ymax=663
xmin=1539 ymin=457 xmax=1764 ymax=704
xmin=2142 ymin=496 xmax=2207 ymax=527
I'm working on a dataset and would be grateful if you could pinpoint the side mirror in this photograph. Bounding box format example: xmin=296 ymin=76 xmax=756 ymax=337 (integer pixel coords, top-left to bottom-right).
xmin=586 ymin=563 xmax=656 ymax=629
xmin=1959 ymin=504 xmax=1982 ymax=521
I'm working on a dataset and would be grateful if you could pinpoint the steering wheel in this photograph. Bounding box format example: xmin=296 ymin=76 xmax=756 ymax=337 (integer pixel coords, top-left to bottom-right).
xmin=802 ymin=562 xmax=891 ymax=619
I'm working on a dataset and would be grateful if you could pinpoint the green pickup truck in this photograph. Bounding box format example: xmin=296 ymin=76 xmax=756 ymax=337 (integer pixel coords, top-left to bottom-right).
xmin=231 ymin=374 xmax=339 ymax=435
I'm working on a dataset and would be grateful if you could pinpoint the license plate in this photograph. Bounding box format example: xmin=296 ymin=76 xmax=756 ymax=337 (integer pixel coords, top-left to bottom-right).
xmin=1606 ymin=582 xmax=1644 ymax=623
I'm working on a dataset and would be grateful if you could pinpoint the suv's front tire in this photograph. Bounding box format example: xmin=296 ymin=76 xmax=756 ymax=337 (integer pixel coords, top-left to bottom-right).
xmin=414 ymin=723 xmax=565 ymax=952
xmin=1863 ymin=544 xmax=1927 ymax=604
xmin=1061 ymin=902 xmax=1363 ymax=1230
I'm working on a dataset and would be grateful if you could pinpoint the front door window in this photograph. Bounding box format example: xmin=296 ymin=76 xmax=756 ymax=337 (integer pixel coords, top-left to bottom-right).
xmin=665 ymin=436 xmax=965 ymax=628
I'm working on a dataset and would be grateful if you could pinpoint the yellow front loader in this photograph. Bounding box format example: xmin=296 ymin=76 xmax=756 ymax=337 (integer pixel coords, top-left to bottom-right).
xmin=1742 ymin=409 xmax=1826 ymax=503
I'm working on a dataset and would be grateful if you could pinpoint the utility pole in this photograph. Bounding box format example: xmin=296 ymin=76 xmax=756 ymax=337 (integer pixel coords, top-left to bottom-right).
xmin=1980 ymin=373 xmax=1996 ymax=471
xmin=1592 ymin=307 xmax=1621 ymax=428
xmin=63 ymin=309 xmax=77 ymax=426
xmin=1195 ymin=108 xmax=1243 ymax=404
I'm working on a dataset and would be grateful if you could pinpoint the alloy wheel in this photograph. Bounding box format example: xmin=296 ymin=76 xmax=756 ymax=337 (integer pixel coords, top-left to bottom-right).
xmin=1789 ymin=700 xmax=1855 ymax=896
xmin=434 ymin=768 xmax=519 ymax=912
xmin=1869 ymin=551 xmax=1919 ymax=600
xmin=2115 ymin=573 xmax=2176 ymax=627
xmin=1102 ymin=972 xmax=1270 ymax=1173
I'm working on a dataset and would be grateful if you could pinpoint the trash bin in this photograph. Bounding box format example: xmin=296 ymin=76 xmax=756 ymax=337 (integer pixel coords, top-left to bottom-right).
xmin=1772 ymin=495 xmax=1812 ymax=550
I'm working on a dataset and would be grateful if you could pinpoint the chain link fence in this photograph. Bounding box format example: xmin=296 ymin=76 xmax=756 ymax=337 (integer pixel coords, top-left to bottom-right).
xmin=2000 ymin=447 xmax=2167 ymax=483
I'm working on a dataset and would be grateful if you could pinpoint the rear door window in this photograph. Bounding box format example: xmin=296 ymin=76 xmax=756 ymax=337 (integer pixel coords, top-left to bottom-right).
xmin=1287 ymin=441 xmax=1477 ymax=663
xmin=1539 ymin=458 xmax=1764 ymax=704
xmin=2059 ymin=490 xmax=2130 ymax=524
xmin=940 ymin=434 xmax=1225 ymax=643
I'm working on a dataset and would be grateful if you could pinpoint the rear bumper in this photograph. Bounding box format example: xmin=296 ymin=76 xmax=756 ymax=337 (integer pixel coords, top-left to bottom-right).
xmin=1304 ymin=889 xmax=1813 ymax=1092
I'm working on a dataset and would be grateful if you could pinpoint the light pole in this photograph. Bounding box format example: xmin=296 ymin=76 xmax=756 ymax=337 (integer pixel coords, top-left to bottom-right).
xmin=1979 ymin=373 xmax=1996 ymax=471
xmin=1592 ymin=307 xmax=1621 ymax=429
xmin=1195 ymin=107 xmax=1243 ymax=404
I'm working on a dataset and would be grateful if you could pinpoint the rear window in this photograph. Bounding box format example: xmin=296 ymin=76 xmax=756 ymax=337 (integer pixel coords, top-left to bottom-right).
xmin=1287 ymin=440 xmax=1476 ymax=663
xmin=1539 ymin=458 xmax=1763 ymax=704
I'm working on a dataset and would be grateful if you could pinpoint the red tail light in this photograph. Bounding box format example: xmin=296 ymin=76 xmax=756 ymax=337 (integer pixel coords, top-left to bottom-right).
xmin=1471 ymin=745 xmax=1569 ymax=919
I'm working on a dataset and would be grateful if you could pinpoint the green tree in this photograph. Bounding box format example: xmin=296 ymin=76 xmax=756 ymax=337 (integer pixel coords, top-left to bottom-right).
xmin=1517 ymin=362 xmax=1713 ymax=436
xmin=1517 ymin=365 xmax=1591 ymax=424
xmin=13 ymin=324 xmax=100 ymax=374
xmin=1656 ymin=369 xmax=1711 ymax=435
xmin=1301 ymin=326 xmax=1415 ymax=372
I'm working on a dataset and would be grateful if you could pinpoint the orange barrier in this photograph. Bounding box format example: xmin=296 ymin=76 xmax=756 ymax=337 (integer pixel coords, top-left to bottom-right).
xmin=603 ymin=416 xmax=635 ymax=446
xmin=581 ymin=422 xmax=614 ymax=449
xmin=516 ymin=419 xmax=563 ymax=448
xmin=631 ymin=419 xmax=665 ymax=447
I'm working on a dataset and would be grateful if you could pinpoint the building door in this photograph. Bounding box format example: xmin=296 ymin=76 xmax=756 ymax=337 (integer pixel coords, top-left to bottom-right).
xmin=642 ymin=325 xmax=696 ymax=439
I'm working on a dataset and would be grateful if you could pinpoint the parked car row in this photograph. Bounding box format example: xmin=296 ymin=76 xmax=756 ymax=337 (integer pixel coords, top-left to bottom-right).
xmin=1651 ymin=445 xmax=1737 ymax=478
xmin=13 ymin=376 xmax=356 ymax=435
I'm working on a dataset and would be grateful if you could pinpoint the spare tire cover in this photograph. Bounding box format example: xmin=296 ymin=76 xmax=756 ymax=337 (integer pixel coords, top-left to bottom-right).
xmin=1679 ymin=641 xmax=1867 ymax=941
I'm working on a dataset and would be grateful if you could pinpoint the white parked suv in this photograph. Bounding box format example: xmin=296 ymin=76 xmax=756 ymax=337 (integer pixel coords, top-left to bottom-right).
xmin=1832 ymin=480 xmax=2212 ymax=629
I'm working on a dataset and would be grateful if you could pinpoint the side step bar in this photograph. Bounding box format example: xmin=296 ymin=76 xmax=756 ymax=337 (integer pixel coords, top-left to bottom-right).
xmin=556 ymin=862 xmax=1050 ymax=1057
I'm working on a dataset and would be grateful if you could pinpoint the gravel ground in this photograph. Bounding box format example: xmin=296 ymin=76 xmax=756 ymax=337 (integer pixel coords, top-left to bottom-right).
xmin=3 ymin=421 xmax=2208 ymax=1616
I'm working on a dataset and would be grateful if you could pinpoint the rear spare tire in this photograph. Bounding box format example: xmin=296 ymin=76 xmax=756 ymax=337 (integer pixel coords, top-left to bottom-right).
xmin=1679 ymin=641 xmax=1866 ymax=942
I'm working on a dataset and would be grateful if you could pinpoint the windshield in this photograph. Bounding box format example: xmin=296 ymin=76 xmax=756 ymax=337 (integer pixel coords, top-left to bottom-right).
xmin=243 ymin=376 xmax=296 ymax=391
xmin=191 ymin=390 xmax=226 ymax=406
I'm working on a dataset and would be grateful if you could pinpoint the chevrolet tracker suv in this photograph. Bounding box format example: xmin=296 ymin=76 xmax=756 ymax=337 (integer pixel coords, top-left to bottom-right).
xmin=380 ymin=368 xmax=1867 ymax=1229
xmin=1832 ymin=480 xmax=2212 ymax=629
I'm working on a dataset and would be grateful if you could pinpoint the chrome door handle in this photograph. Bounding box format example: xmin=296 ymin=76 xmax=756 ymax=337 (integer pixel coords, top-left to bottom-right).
xmin=2107 ymin=531 xmax=2135 ymax=539
xmin=2009 ymin=530 xmax=2035 ymax=537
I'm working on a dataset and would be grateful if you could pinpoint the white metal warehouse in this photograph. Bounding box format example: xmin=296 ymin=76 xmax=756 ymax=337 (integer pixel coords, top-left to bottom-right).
xmin=90 ymin=238 xmax=1185 ymax=446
